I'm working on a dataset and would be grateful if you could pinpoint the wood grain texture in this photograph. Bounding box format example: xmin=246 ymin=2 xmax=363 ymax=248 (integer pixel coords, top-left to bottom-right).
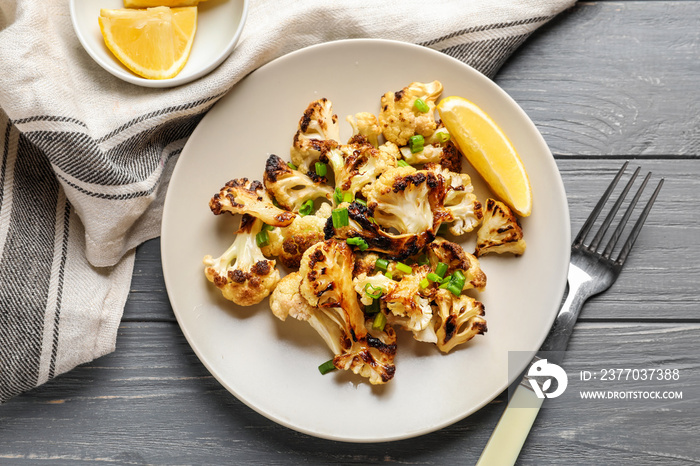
xmin=497 ymin=1 xmax=700 ymax=156
xmin=0 ymin=322 xmax=697 ymax=464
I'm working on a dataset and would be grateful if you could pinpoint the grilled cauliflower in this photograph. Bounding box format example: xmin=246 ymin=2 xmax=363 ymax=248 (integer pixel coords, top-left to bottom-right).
xmin=427 ymin=237 xmax=486 ymax=292
xmin=366 ymin=166 xmax=450 ymax=235
xmin=383 ymin=264 xmax=437 ymax=342
xmin=333 ymin=321 xmax=397 ymax=384
xmin=353 ymin=272 xmax=397 ymax=306
xmin=425 ymin=163 xmax=483 ymax=235
xmin=475 ymin=199 xmax=526 ymax=257
xmin=346 ymin=112 xmax=382 ymax=147
xmin=432 ymin=289 xmax=487 ymax=353
xmin=209 ymin=178 xmax=295 ymax=227
xmin=263 ymin=154 xmax=333 ymax=211
xmin=400 ymin=139 xmax=461 ymax=174
xmin=290 ymin=98 xmax=341 ymax=174
xmin=323 ymin=135 xmax=397 ymax=199
xmin=378 ymin=80 xmax=443 ymax=145
xmin=203 ymin=215 xmax=280 ymax=306
xmin=262 ymin=203 xmax=331 ymax=268
xmin=269 ymin=272 xmax=315 ymax=321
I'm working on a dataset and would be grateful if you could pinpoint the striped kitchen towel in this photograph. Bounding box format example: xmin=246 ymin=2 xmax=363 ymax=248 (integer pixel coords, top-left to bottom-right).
xmin=0 ymin=0 xmax=575 ymax=402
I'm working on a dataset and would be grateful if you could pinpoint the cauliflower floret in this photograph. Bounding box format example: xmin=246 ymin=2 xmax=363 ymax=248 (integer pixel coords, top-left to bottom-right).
xmin=427 ymin=237 xmax=486 ymax=292
xmin=353 ymin=272 xmax=398 ymax=306
xmin=263 ymin=154 xmax=333 ymax=211
xmin=333 ymin=320 xmax=397 ymax=384
xmin=209 ymin=178 xmax=295 ymax=227
xmin=399 ymin=138 xmax=462 ymax=174
xmin=352 ymin=251 xmax=381 ymax=277
xmin=299 ymin=239 xmax=367 ymax=340
xmin=290 ymin=98 xmax=341 ymax=174
xmin=323 ymin=135 xmax=397 ymax=200
xmin=425 ymin=163 xmax=483 ymax=235
xmin=366 ymin=166 xmax=450 ymax=235
xmin=378 ymin=80 xmax=443 ymax=145
xmin=203 ymin=215 xmax=280 ymax=306
xmin=346 ymin=112 xmax=382 ymax=147
xmin=325 ymin=201 xmax=434 ymax=260
xmin=269 ymin=272 xmax=315 ymax=321
xmin=475 ymin=198 xmax=526 ymax=257
xmin=432 ymin=289 xmax=487 ymax=353
xmin=383 ymin=265 xmax=437 ymax=342
xmin=262 ymin=203 xmax=331 ymax=268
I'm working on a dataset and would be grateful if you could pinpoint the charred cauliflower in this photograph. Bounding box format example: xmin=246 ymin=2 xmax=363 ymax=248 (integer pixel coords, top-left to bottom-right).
xmin=475 ymin=198 xmax=526 ymax=257
xmin=425 ymin=163 xmax=483 ymax=236
xmin=203 ymin=215 xmax=280 ymax=306
xmin=427 ymin=237 xmax=487 ymax=292
xmin=346 ymin=112 xmax=382 ymax=147
xmin=290 ymin=98 xmax=341 ymax=174
xmin=378 ymin=80 xmax=443 ymax=145
xmin=263 ymin=154 xmax=333 ymax=211
xmin=209 ymin=178 xmax=295 ymax=227
xmin=432 ymin=289 xmax=487 ymax=353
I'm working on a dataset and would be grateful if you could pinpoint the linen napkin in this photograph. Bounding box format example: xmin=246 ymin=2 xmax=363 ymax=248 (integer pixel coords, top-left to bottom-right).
xmin=0 ymin=0 xmax=575 ymax=403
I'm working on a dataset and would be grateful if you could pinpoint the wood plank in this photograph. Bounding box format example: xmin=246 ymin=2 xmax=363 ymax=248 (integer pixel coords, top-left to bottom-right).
xmin=0 ymin=322 xmax=697 ymax=464
xmin=125 ymin=159 xmax=700 ymax=322
xmin=496 ymin=1 xmax=700 ymax=156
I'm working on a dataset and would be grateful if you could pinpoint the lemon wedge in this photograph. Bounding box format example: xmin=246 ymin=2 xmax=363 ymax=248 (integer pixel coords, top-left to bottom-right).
xmin=123 ymin=0 xmax=207 ymax=7
xmin=437 ymin=96 xmax=532 ymax=217
xmin=98 ymin=6 xmax=197 ymax=80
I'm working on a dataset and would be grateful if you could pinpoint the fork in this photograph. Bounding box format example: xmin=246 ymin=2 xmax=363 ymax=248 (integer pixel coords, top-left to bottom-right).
xmin=476 ymin=162 xmax=663 ymax=466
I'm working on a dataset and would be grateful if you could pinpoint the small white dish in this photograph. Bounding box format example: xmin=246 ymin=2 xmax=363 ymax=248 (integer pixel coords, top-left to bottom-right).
xmin=161 ymin=39 xmax=571 ymax=442
xmin=69 ymin=0 xmax=248 ymax=88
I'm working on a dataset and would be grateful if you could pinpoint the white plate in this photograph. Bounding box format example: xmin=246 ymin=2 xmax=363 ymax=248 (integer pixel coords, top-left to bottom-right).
xmin=70 ymin=0 xmax=248 ymax=88
xmin=161 ymin=39 xmax=571 ymax=442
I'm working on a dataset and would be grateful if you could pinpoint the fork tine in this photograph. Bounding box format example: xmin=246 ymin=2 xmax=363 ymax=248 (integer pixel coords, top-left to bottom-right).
xmin=588 ymin=166 xmax=640 ymax=251
xmin=602 ymin=171 xmax=650 ymax=259
xmin=615 ymin=177 xmax=664 ymax=265
xmin=573 ymin=161 xmax=629 ymax=247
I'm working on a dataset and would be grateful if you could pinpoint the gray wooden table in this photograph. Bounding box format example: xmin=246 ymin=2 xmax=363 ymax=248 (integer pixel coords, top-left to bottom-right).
xmin=2 ymin=1 xmax=699 ymax=464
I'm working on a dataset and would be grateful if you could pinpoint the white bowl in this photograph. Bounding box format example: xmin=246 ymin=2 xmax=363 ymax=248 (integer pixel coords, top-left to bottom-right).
xmin=70 ymin=0 xmax=248 ymax=88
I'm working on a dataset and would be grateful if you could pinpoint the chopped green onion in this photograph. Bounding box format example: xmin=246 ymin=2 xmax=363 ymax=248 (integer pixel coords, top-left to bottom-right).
xmin=417 ymin=254 xmax=430 ymax=266
xmin=261 ymin=223 xmax=274 ymax=232
xmin=315 ymin=162 xmax=327 ymax=177
xmin=374 ymin=258 xmax=389 ymax=272
xmin=287 ymin=162 xmax=297 ymax=170
xmin=436 ymin=130 xmax=450 ymax=144
xmin=384 ymin=271 xmax=393 ymax=280
xmin=397 ymin=160 xmax=410 ymax=168
xmin=413 ymin=98 xmax=430 ymax=113
xmin=298 ymin=199 xmax=314 ymax=216
xmin=446 ymin=282 xmax=462 ymax=297
xmin=451 ymin=270 xmax=466 ymax=290
xmin=346 ymin=237 xmax=368 ymax=251
xmin=435 ymin=262 xmax=448 ymax=278
xmin=396 ymin=262 xmax=412 ymax=274
xmin=318 ymin=359 xmax=337 ymax=375
xmin=439 ymin=274 xmax=452 ymax=289
xmin=427 ymin=272 xmax=443 ymax=283
xmin=355 ymin=198 xmax=367 ymax=206
xmin=408 ymin=135 xmax=424 ymax=154
xmin=333 ymin=187 xmax=343 ymax=204
xmin=343 ymin=192 xmax=353 ymax=203
xmin=365 ymin=299 xmax=380 ymax=315
xmin=332 ymin=208 xmax=349 ymax=228
xmin=364 ymin=283 xmax=383 ymax=299
xmin=419 ymin=278 xmax=430 ymax=289
xmin=255 ymin=230 xmax=269 ymax=247
xmin=372 ymin=312 xmax=387 ymax=331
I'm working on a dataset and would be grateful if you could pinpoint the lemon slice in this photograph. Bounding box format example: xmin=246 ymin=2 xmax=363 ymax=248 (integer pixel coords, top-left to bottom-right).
xmin=98 ymin=6 xmax=197 ymax=80
xmin=123 ymin=0 xmax=207 ymax=7
xmin=437 ymin=96 xmax=532 ymax=217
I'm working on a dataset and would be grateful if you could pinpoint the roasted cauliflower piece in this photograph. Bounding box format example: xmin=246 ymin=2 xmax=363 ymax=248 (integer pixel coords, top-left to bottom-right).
xmin=263 ymin=154 xmax=333 ymax=211
xmin=326 ymin=201 xmax=434 ymax=260
xmin=333 ymin=320 xmax=397 ymax=384
xmin=378 ymin=80 xmax=443 ymax=145
xmin=346 ymin=112 xmax=382 ymax=147
xmin=383 ymin=264 xmax=437 ymax=343
xmin=366 ymin=166 xmax=450 ymax=236
xmin=353 ymin=271 xmax=398 ymax=307
xmin=299 ymin=239 xmax=367 ymax=341
xmin=432 ymin=289 xmax=487 ymax=353
xmin=209 ymin=178 xmax=295 ymax=227
xmin=262 ymin=203 xmax=331 ymax=269
xmin=425 ymin=163 xmax=483 ymax=236
xmin=323 ymin=135 xmax=397 ymax=200
xmin=290 ymin=98 xmax=341 ymax=174
xmin=400 ymin=139 xmax=461 ymax=174
xmin=269 ymin=272 xmax=316 ymax=322
xmin=475 ymin=198 xmax=526 ymax=257
xmin=427 ymin=237 xmax=487 ymax=292
xmin=203 ymin=215 xmax=280 ymax=306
